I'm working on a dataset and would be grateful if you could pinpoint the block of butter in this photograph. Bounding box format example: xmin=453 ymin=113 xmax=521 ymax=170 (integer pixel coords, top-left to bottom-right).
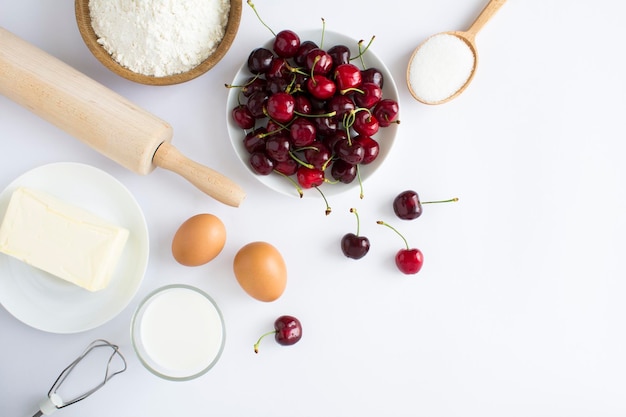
xmin=0 ymin=187 xmax=129 ymax=291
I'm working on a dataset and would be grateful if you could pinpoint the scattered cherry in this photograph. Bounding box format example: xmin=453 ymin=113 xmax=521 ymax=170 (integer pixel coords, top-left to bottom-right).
xmin=254 ymin=315 xmax=303 ymax=353
xmin=376 ymin=221 xmax=423 ymax=274
xmin=393 ymin=190 xmax=458 ymax=220
xmin=341 ymin=208 xmax=370 ymax=259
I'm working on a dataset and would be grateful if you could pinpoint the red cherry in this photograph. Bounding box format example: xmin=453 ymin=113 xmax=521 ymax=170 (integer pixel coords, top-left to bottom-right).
xmin=393 ymin=190 xmax=423 ymax=220
xmin=294 ymin=40 xmax=318 ymax=66
xmin=249 ymin=151 xmax=274 ymax=175
xmin=243 ymin=127 xmax=267 ymax=154
xmin=354 ymin=82 xmax=383 ymax=108
xmin=254 ymin=315 xmax=303 ymax=353
xmin=306 ymin=75 xmax=336 ymax=100
xmin=265 ymin=134 xmax=291 ymax=162
xmin=361 ymin=67 xmax=384 ymax=88
xmin=232 ymin=104 xmax=255 ymax=130
xmin=334 ymin=63 xmax=362 ymax=92
xmin=341 ymin=208 xmax=370 ymax=259
xmin=305 ymin=48 xmax=333 ymax=75
xmin=273 ymin=158 xmax=298 ymax=176
xmin=377 ymin=221 xmax=423 ymax=275
xmin=266 ymin=92 xmax=295 ymax=123
xmin=246 ymin=90 xmax=269 ymax=119
xmin=373 ymin=98 xmax=399 ymax=127
xmin=274 ymin=315 xmax=302 ymax=346
xmin=327 ymin=44 xmax=351 ymax=67
xmin=395 ymin=248 xmax=424 ymax=275
xmin=273 ymin=30 xmax=300 ymax=58
xmin=266 ymin=57 xmax=290 ymax=79
xmin=247 ymin=47 xmax=274 ymax=74
xmin=289 ymin=117 xmax=317 ymax=147
xmin=327 ymin=95 xmax=356 ymax=120
xmin=353 ymin=135 xmax=379 ymax=164
xmin=393 ymin=190 xmax=459 ymax=220
xmin=353 ymin=110 xmax=379 ymax=136
xmin=296 ymin=166 xmax=324 ymax=189
xmin=293 ymin=94 xmax=313 ymax=114
xmin=334 ymin=139 xmax=365 ymax=165
xmin=240 ymin=76 xmax=267 ymax=97
xmin=303 ymin=141 xmax=331 ymax=170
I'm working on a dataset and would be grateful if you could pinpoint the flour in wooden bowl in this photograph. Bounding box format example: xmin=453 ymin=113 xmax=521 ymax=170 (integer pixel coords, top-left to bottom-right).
xmin=89 ymin=0 xmax=231 ymax=77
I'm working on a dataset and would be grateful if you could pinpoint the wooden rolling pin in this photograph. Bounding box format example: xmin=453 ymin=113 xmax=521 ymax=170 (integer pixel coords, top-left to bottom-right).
xmin=0 ymin=27 xmax=245 ymax=207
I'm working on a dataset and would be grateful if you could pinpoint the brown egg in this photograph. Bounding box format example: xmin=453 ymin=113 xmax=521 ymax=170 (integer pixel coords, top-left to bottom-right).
xmin=233 ymin=241 xmax=287 ymax=302
xmin=172 ymin=214 xmax=226 ymax=266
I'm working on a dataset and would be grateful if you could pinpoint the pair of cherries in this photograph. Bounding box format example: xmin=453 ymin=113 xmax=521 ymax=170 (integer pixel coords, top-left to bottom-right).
xmin=341 ymin=190 xmax=457 ymax=274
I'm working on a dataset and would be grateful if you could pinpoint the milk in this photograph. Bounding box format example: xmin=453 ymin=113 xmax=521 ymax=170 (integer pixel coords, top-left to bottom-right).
xmin=133 ymin=285 xmax=225 ymax=379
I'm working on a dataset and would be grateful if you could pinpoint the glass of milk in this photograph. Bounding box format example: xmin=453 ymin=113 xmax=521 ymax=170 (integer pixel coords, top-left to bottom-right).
xmin=131 ymin=284 xmax=225 ymax=381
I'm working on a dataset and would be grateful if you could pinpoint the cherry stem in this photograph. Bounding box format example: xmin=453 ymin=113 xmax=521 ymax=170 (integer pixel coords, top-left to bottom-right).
xmin=340 ymin=87 xmax=365 ymax=96
xmin=422 ymin=197 xmax=459 ymax=205
xmin=315 ymin=186 xmax=331 ymax=215
xmin=247 ymin=1 xmax=275 ymax=36
xmin=377 ymin=221 xmax=410 ymax=250
xmin=350 ymin=207 xmax=361 ymax=235
xmin=225 ymin=73 xmax=262 ymax=90
xmin=319 ymin=18 xmax=326 ymax=48
xmin=274 ymin=170 xmax=303 ymax=198
xmin=254 ymin=330 xmax=277 ymax=354
xmin=309 ymin=56 xmax=320 ymax=84
xmin=288 ymin=150 xmax=314 ymax=169
xmin=356 ymin=164 xmax=364 ymax=199
xmin=351 ymin=36 xmax=376 ymax=67
xmin=294 ymin=110 xmax=336 ymax=118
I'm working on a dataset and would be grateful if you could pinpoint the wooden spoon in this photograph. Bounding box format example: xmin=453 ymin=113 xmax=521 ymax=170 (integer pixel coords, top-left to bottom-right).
xmin=407 ymin=0 xmax=507 ymax=105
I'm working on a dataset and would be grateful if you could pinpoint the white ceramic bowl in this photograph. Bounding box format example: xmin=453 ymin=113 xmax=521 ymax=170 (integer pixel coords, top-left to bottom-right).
xmin=226 ymin=29 xmax=399 ymax=198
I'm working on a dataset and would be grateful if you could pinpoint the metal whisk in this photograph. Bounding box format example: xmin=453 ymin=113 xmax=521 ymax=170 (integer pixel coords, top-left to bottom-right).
xmin=32 ymin=339 xmax=127 ymax=416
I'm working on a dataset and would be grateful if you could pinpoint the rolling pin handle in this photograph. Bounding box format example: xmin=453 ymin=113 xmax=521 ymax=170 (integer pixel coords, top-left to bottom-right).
xmin=153 ymin=142 xmax=246 ymax=207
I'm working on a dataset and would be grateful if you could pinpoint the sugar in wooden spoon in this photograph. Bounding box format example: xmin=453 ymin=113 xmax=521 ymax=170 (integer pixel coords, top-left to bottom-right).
xmin=407 ymin=0 xmax=506 ymax=105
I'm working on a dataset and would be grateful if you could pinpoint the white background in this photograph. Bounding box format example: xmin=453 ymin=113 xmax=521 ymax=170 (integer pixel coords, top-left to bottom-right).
xmin=2 ymin=0 xmax=626 ymax=416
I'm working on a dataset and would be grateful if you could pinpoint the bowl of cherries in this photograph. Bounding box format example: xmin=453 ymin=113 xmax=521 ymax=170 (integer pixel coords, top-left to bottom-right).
xmin=226 ymin=27 xmax=400 ymax=198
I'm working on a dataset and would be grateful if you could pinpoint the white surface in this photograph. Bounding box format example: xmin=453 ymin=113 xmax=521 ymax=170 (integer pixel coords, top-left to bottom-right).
xmin=1 ymin=1 xmax=626 ymax=416
xmin=0 ymin=163 xmax=148 ymax=333
xmin=227 ymin=29 xmax=399 ymax=198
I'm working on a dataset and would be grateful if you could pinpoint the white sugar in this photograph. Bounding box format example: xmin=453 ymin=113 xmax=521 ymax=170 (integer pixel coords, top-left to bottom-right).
xmin=89 ymin=0 xmax=230 ymax=77
xmin=408 ymin=33 xmax=475 ymax=103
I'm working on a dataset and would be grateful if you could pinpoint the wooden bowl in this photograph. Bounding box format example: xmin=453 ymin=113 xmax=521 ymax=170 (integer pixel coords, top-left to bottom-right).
xmin=75 ymin=0 xmax=242 ymax=86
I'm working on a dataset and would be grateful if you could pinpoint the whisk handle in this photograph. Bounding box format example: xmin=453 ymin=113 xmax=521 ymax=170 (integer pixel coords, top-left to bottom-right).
xmin=33 ymin=394 xmax=62 ymax=416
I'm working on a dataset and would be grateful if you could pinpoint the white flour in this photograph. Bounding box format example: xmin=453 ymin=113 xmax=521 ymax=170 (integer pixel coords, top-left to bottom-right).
xmin=408 ymin=33 xmax=475 ymax=103
xmin=89 ymin=0 xmax=230 ymax=77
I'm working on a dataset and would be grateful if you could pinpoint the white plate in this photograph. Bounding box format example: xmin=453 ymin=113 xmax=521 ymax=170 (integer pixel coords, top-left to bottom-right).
xmin=226 ymin=29 xmax=399 ymax=198
xmin=0 ymin=162 xmax=149 ymax=334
